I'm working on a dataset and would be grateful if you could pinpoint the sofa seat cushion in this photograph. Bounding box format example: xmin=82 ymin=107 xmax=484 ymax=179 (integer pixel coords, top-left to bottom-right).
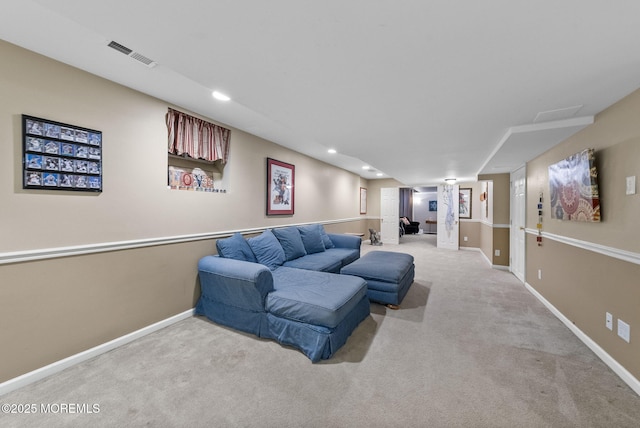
xmin=325 ymin=248 xmax=360 ymax=267
xmin=267 ymin=267 xmax=367 ymax=328
xmin=282 ymin=251 xmax=342 ymax=273
xmin=282 ymin=248 xmax=359 ymax=272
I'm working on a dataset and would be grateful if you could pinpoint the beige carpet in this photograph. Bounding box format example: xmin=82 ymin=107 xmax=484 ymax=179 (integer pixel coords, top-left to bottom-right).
xmin=2 ymin=234 xmax=639 ymax=427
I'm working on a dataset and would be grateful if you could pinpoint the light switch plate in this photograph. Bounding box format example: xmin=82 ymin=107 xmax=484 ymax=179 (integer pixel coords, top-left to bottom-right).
xmin=626 ymin=176 xmax=636 ymax=195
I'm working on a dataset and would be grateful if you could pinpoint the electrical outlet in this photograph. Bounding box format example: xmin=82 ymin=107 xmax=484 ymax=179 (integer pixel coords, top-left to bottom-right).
xmin=606 ymin=312 xmax=613 ymax=330
xmin=618 ymin=319 xmax=630 ymax=343
xmin=495 ymin=249 xmax=500 ymax=257
xmin=538 ymin=269 xmax=542 ymax=280
xmin=463 ymin=236 xmax=468 ymax=242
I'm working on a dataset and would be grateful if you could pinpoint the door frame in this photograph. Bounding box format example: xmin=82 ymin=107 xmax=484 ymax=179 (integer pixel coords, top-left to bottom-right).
xmin=510 ymin=165 xmax=526 ymax=283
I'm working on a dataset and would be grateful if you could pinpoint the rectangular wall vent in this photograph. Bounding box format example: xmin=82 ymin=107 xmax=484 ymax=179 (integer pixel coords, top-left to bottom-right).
xmin=107 ymin=40 xmax=157 ymax=68
xmin=129 ymin=52 xmax=155 ymax=67
xmin=107 ymin=41 xmax=132 ymax=55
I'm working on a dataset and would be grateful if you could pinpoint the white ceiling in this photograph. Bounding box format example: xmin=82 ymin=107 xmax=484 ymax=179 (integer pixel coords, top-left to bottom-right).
xmin=2 ymin=1 xmax=640 ymax=185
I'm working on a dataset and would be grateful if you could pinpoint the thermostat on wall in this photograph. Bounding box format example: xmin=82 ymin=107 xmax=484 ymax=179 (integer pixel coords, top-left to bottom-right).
xmin=626 ymin=176 xmax=636 ymax=195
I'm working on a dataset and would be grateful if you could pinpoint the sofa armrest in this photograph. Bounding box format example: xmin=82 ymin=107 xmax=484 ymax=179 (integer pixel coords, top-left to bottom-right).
xmin=327 ymin=233 xmax=362 ymax=250
xmin=198 ymin=255 xmax=274 ymax=312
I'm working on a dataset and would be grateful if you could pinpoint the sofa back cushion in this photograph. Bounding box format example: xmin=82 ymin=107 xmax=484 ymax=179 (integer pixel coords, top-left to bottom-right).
xmin=216 ymin=233 xmax=258 ymax=263
xmin=272 ymin=226 xmax=307 ymax=261
xmin=319 ymin=225 xmax=335 ymax=249
xmin=297 ymin=224 xmax=326 ymax=254
xmin=247 ymin=229 xmax=286 ymax=270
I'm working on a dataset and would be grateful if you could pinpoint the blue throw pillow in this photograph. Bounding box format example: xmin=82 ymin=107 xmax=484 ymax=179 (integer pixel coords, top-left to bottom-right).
xmin=319 ymin=225 xmax=335 ymax=249
xmin=247 ymin=229 xmax=286 ymax=270
xmin=216 ymin=233 xmax=257 ymax=263
xmin=272 ymin=226 xmax=307 ymax=261
xmin=298 ymin=224 xmax=326 ymax=254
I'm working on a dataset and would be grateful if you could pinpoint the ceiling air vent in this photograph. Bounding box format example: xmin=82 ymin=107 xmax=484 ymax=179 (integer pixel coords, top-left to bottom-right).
xmin=107 ymin=40 xmax=157 ymax=68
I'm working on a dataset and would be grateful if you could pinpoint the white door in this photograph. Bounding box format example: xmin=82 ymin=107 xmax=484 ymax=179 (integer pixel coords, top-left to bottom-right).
xmin=510 ymin=166 xmax=526 ymax=282
xmin=437 ymin=184 xmax=459 ymax=250
xmin=380 ymin=187 xmax=399 ymax=245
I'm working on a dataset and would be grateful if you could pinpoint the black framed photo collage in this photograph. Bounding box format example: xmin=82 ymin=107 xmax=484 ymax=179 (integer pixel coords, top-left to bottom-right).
xmin=23 ymin=115 xmax=102 ymax=192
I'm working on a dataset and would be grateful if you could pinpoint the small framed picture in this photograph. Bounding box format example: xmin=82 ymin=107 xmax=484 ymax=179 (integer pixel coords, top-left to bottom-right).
xmin=60 ymin=174 xmax=74 ymax=188
xmin=459 ymin=188 xmax=472 ymax=219
xmin=75 ymin=145 xmax=88 ymax=158
xmin=26 ymin=119 xmax=44 ymax=135
xmin=75 ymin=160 xmax=88 ymax=173
xmin=60 ymin=143 xmax=74 ymax=156
xmin=266 ymin=158 xmax=294 ymax=216
xmin=60 ymin=126 xmax=75 ymax=141
xmin=42 ymin=172 xmax=59 ymax=187
xmin=74 ymin=175 xmax=88 ymax=188
xmin=88 ymin=176 xmax=101 ymax=189
xmin=60 ymin=158 xmax=74 ymax=172
xmin=88 ymin=132 xmax=101 ymax=146
xmin=25 ymin=154 xmax=43 ymax=169
xmin=87 ymin=161 xmax=100 ymax=174
xmin=360 ymin=187 xmax=367 ymax=214
xmin=44 ymin=123 xmax=60 ymax=138
xmin=88 ymin=146 xmax=101 ymax=160
xmin=75 ymin=129 xmax=88 ymax=143
xmin=26 ymin=137 xmax=43 ymax=152
xmin=44 ymin=140 xmax=59 ymax=155
xmin=25 ymin=171 xmax=42 ymax=186
xmin=43 ymin=156 xmax=60 ymax=171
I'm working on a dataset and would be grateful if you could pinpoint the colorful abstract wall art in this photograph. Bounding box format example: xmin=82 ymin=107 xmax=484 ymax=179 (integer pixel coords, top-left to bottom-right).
xmin=548 ymin=148 xmax=600 ymax=222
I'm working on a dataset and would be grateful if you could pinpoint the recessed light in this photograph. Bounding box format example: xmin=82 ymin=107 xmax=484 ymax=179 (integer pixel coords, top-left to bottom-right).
xmin=212 ymin=91 xmax=230 ymax=101
xmin=376 ymin=173 xmax=383 ymax=177
xmin=328 ymin=149 xmax=337 ymax=154
xmin=362 ymin=166 xmax=370 ymax=170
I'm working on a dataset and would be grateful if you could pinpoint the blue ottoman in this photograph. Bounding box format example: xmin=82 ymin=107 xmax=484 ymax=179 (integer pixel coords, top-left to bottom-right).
xmin=341 ymin=251 xmax=415 ymax=308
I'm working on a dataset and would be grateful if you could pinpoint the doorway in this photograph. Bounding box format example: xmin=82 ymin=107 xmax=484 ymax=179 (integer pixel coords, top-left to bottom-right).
xmin=412 ymin=186 xmax=438 ymax=235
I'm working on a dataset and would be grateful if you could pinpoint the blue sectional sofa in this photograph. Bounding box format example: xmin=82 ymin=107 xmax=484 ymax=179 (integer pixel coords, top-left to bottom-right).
xmin=195 ymin=224 xmax=370 ymax=362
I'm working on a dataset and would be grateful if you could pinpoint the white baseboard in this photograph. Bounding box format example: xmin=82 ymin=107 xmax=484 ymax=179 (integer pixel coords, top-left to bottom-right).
xmin=0 ymin=309 xmax=194 ymax=397
xmin=524 ymin=282 xmax=640 ymax=397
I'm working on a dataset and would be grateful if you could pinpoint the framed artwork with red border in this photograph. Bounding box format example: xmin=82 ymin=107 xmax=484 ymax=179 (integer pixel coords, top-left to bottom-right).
xmin=360 ymin=187 xmax=367 ymax=214
xmin=267 ymin=158 xmax=295 ymax=215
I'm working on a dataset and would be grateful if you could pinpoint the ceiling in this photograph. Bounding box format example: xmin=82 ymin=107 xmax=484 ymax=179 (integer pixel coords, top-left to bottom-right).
xmin=2 ymin=1 xmax=640 ymax=185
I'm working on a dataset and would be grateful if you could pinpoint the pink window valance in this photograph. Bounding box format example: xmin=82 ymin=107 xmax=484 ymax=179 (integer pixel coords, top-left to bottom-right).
xmin=166 ymin=108 xmax=230 ymax=163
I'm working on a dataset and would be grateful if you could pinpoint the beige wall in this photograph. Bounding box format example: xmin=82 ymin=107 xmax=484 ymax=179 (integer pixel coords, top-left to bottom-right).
xmin=364 ymin=178 xmax=405 ymax=219
xmin=478 ymin=174 xmax=510 ymax=225
xmin=459 ymin=221 xmax=480 ymax=248
xmin=458 ymin=181 xmax=483 ymax=248
xmin=526 ymin=88 xmax=640 ymax=380
xmin=0 ymin=40 xmax=369 ymax=382
xmin=479 ymin=222 xmax=494 ymax=263
xmin=476 ymin=174 xmax=510 ymax=266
